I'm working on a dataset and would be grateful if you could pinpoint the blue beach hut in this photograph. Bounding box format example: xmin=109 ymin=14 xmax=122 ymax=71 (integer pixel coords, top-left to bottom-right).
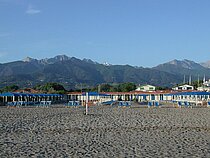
xmin=168 ymin=91 xmax=210 ymax=107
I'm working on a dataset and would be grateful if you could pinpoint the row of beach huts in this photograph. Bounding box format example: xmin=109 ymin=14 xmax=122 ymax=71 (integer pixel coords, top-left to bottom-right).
xmin=1 ymin=90 xmax=210 ymax=108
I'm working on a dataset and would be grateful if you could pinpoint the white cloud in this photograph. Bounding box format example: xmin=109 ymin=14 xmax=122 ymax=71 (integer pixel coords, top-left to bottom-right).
xmin=26 ymin=5 xmax=41 ymax=15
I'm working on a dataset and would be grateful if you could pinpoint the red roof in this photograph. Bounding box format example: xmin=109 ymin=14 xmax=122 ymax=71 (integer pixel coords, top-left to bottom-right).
xmin=67 ymin=90 xmax=190 ymax=95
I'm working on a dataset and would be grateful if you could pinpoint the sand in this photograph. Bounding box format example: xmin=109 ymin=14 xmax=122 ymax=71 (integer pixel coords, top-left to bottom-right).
xmin=1 ymin=104 xmax=210 ymax=157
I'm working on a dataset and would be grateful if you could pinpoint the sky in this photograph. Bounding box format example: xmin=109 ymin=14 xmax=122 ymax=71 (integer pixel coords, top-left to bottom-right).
xmin=0 ymin=0 xmax=210 ymax=67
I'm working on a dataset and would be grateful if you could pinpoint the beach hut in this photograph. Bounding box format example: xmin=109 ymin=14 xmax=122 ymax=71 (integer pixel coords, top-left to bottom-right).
xmin=0 ymin=92 xmax=63 ymax=107
xmin=138 ymin=94 xmax=148 ymax=102
xmin=168 ymin=91 xmax=210 ymax=107
xmin=0 ymin=92 xmax=21 ymax=102
xmin=81 ymin=92 xmax=111 ymax=104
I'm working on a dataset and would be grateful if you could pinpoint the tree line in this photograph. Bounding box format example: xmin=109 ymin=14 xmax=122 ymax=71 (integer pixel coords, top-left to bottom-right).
xmin=0 ymin=80 xmax=204 ymax=94
xmin=0 ymin=82 xmax=138 ymax=93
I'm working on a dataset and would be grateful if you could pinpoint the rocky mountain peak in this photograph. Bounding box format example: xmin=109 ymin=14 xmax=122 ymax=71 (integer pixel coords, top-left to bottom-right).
xmin=54 ymin=55 xmax=70 ymax=61
xmin=167 ymin=59 xmax=200 ymax=69
xmin=168 ymin=59 xmax=179 ymax=65
xmin=83 ymin=58 xmax=98 ymax=64
xmin=39 ymin=55 xmax=71 ymax=64
xmin=22 ymin=57 xmax=37 ymax=62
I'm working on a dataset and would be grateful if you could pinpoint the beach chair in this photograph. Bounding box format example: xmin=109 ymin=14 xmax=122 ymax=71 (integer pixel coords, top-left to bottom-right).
xmin=148 ymin=101 xmax=153 ymax=108
xmin=67 ymin=101 xmax=80 ymax=107
xmin=118 ymin=101 xmax=131 ymax=107
xmin=34 ymin=101 xmax=40 ymax=106
xmin=21 ymin=101 xmax=28 ymax=106
xmin=46 ymin=101 xmax=52 ymax=106
xmin=28 ymin=101 xmax=35 ymax=106
xmin=7 ymin=102 xmax=17 ymax=107
xmin=207 ymin=102 xmax=210 ymax=107
xmin=124 ymin=101 xmax=131 ymax=107
xmin=102 ymin=100 xmax=116 ymax=105
xmin=177 ymin=101 xmax=182 ymax=108
xmin=118 ymin=101 xmax=123 ymax=106
xmin=16 ymin=101 xmax=26 ymax=107
xmin=154 ymin=101 xmax=160 ymax=107
xmin=16 ymin=101 xmax=21 ymax=107
xmin=184 ymin=101 xmax=190 ymax=107
xmin=73 ymin=101 xmax=80 ymax=107
xmin=39 ymin=101 xmax=48 ymax=107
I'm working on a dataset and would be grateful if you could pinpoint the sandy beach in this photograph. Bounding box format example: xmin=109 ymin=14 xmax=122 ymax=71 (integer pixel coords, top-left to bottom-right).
xmin=1 ymin=104 xmax=210 ymax=157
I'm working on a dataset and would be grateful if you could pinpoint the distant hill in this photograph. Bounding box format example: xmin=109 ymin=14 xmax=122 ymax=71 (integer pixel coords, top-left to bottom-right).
xmin=0 ymin=55 xmax=209 ymax=89
xmin=153 ymin=59 xmax=210 ymax=81
xmin=200 ymin=60 xmax=210 ymax=69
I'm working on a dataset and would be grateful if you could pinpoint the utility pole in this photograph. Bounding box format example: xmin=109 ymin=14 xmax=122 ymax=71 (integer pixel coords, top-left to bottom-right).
xmin=80 ymin=83 xmax=83 ymax=106
xmin=189 ymin=75 xmax=192 ymax=85
xmin=85 ymin=92 xmax=88 ymax=115
xmin=203 ymin=74 xmax=206 ymax=84
xmin=98 ymin=84 xmax=101 ymax=93
xmin=97 ymin=84 xmax=101 ymax=105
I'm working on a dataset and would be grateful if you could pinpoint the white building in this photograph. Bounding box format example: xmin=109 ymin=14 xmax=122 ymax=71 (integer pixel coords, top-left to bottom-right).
xmin=203 ymin=79 xmax=210 ymax=87
xmin=197 ymin=78 xmax=210 ymax=92
xmin=136 ymin=84 xmax=156 ymax=91
xmin=197 ymin=86 xmax=210 ymax=92
xmin=172 ymin=84 xmax=194 ymax=91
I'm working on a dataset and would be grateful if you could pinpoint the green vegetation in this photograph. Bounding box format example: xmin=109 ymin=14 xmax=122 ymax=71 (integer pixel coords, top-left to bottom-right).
xmin=175 ymin=80 xmax=203 ymax=89
xmin=191 ymin=80 xmax=203 ymax=88
xmin=156 ymin=86 xmax=169 ymax=90
xmin=0 ymin=85 xmax=19 ymax=93
xmin=0 ymin=80 xmax=204 ymax=94
xmin=0 ymin=83 xmax=67 ymax=94
xmin=34 ymin=83 xmax=66 ymax=94
xmin=117 ymin=83 xmax=137 ymax=92
xmin=88 ymin=82 xmax=137 ymax=92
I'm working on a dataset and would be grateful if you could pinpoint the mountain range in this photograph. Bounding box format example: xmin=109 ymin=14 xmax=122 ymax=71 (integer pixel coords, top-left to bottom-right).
xmin=0 ymin=55 xmax=209 ymax=89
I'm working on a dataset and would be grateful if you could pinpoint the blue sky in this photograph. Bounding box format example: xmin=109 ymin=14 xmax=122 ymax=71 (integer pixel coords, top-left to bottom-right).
xmin=0 ymin=0 xmax=210 ymax=67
